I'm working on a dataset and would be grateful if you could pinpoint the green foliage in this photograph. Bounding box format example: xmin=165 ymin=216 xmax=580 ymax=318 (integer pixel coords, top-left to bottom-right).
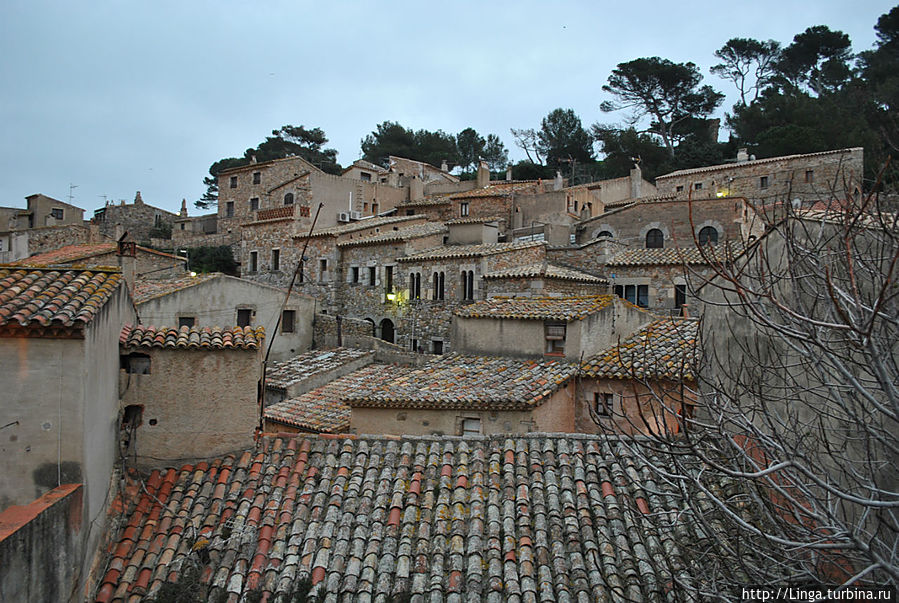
xmin=185 ymin=246 xmax=239 ymax=276
xmin=510 ymin=160 xmax=554 ymax=180
xmin=146 ymin=566 xmax=207 ymax=603
xmin=456 ymin=127 xmax=485 ymax=172
xmin=537 ymin=108 xmax=594 ymax=167
xmin=710 ymin=38 xmax=781 ymax=105
xmin=592 ymin=126 xmax=669 ymax=180
xmin=286 ymin=577 xmax=325 ymax=603
xmin=361 ymin=121 xmax=458 ymax=169
xmin=776 ymin=25 xmax=853 ymax=95
xmin=483 ymin=134 xmax=510 ymax=172
xmin=601 ymin=56 xmax=724 ymax=157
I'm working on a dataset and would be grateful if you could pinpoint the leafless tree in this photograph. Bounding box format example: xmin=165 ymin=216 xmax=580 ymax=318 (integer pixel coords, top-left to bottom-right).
xmin=591 ymin=171 xmax=899 ymax=597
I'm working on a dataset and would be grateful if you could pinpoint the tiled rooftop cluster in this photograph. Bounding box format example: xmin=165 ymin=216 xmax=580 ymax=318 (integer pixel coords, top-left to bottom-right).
xmin=305 ymin=215 xmax=422 ymax=238
xmin=345 ymin=353 xmax=576 ymax=410
xmin=582 ymin=319 xmax=699 ymax=380
xmin=11 ymin=242 xmax=180 ymax=265
xmin=455 ymin=295 xmax=615 ymax=321
xmin=94 ymin=434 xmax=747 ymax=602
xmin=120 ymin=324 xmax=265 ymax=350
xmin=398 ymin=240 xmax=543 ymax=262
xmin=264 ymin=364 xmax=392 ymax=433
xmin=0 ymin=266 xmax=123 ymax=329
xmin=483 ymin=263 xmax=606 ymax=283
xmin=131 ymin=273 xmax=220 ymax=304
xmin=336 ymin=222 xmax=447 ymax=248
xmin=450 ymin=181 xmax=542 ymax=199
xmin=265 ymin=348 xmax=374 ymax=393
xmin=607 ymin=243 xmax=741 ymax=267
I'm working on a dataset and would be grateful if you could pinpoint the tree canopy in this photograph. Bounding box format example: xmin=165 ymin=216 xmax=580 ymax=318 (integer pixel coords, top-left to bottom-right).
xmin=537 ymin=108 xmax=595 ymax=168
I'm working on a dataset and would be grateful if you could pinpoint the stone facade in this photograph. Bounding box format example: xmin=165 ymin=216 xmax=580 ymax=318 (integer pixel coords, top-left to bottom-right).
xmin=92 ymin=192 xmax=178 ymax=245
xmin=482 ymin=274 xmax=608 ymax=298
xmin=655 ymin=147 xmax=864 ymax=204
xmin=575 ymin=378 xmax=695 ymax=436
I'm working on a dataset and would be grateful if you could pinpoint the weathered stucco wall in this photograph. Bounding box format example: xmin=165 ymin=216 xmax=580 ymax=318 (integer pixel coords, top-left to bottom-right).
xmin=119 ymin=347 xmax=261 ymax=466
xmin=0 ymin=484 xmax=84 ymax=603
xmin=575 ymin=378 xmax=694 ymax=436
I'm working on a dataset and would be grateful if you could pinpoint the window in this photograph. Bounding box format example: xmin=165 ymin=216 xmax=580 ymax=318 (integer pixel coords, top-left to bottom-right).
xmin=545 ymin=322 xmax=567 ymax=356
xmin=360 ymin=172 xmax=372 ymax=182
xmin=676 ymin=185 xmax=684 ymax=193
xmin=250 ymin=197 xmax=259 ymax=211
xmin=226 ymin=201 xmax=234 ymax=218
xmin=461 ymin=270 xmax=474 ymax=300
xmin=614 ymin=285 xmax=623 ymax=298
xmin=249 ymin=251 xmax=258 ymax=273
xmin=369 ymin=266 xmax=376 ymax=287
xmin=406 ymin=209 xmax=415 ymax=216
xmin=385 ymin=265 xmax=394 ymax=294
xmin=760 ymin=176 xmax=769 ymax=189
xmin=122 ymin=405 xmax=144 ymax=427
xmin=237 ymin=309 xmax=253 ymax=327
xmin=675 ymin=284 xmax=687 ymax=312
xmin=180 ymin=223 xmax=185 ymax=230
xmin=460 ymin=202 xmax=470 ymax=217
xmin=461 ymin=418 xmax=481 ymax=437
xmin=252 ymin=171 xmax=260 ymax=184
xmin=351 ymin=266 xmax=359 ymax=283
xmin=281 ymin=310 xmax=295 ymax=333
xmin=645 ymin=229 xmax=664 ymax=249
xmin=636 ymin=285 xmax=649 ymax=308
xmin=284 ymin=193 xmax=294 ymax=205
xmin=229 ymin=176 xmax=237 ymax=188
xmin=432 ymin=271 xmax=445 ymax=300
xmin=594 ymin=392 xmax=613 ymax=417
xmin=805 ymin=170 xmax=814 ymax=183
xmin=50 ymin=208 xmax=64 ymax=220
xmin=272 ymin=249 xmax=280 ymax=271
xmin=409 ymin=272 xmax=421 ymax=300
xmin=411 ymin=338 xmax=419 ymax=352
xmin=178 ymin=317 xmax=195 ymax=328
xmin=432 ymin=339 xmax=444 ymax=355
xmin=320 ymin=259 xmax=328 ymax=282
xmin=597 ymin=231 xmax=613 ymax=238
xmin=694 ymin=182 xmax=703 ymax=191
xmin=372 ymin=203 xmax=379 ymax=215
xmin=698 ymin=226 xmax=718 ymax=246
xmin=121 ymin=353 xmax=151 ymax=374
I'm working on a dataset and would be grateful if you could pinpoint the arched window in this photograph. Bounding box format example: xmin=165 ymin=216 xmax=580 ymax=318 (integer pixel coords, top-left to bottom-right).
xmin=698 ymin=226 xmax=718 ymax=246
xmin=645 ymin=228 xmax=664 ymax=249
xmin=597 ymin=231 xmax=613 ymax=238
xmin=284 ymin=193 xmax=294 ymax=205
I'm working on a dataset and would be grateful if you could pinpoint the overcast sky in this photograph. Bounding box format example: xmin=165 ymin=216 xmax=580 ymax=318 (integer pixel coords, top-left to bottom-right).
xmin=1 ymin=1 xmax=893 ymax=215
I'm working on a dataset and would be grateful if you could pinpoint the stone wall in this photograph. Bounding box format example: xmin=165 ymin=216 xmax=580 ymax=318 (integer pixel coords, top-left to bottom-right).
xmin=483 ymin=276 xmax=608 ymax=298
xmin=546 ymin=239 xmax=623 ymax=275
xmin=0 ymin=484 xmax=84 ymax=603
xmin=604 ymin=262 xmax=714 ymax=313
xmin=17 ymin=223 xmax=95 ymax=261
xmin=94 ymin=194 xmax=178 ymax=244
xmin=217 ymin=157 xmax=315 ymax=233
xmin=655 ymin=148 xmax=864 ymax=203
xmin=119 ymin=346 xmax=262 ymax=467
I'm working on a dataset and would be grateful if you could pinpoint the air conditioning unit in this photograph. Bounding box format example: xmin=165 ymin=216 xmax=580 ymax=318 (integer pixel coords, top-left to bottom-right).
xmin=350 ymin=211 xmax=363 ymax=220
xmin=337 ymin=212 xmax=350 ymax=223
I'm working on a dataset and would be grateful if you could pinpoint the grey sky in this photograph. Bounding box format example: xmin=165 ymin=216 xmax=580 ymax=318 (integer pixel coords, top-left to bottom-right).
xmin=0 ymin=1 xmax=892 ymax=216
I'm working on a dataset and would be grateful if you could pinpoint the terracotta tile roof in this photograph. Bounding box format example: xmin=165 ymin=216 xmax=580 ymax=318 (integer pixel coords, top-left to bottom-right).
xmin=336 ymin=223 xmax=447 ymax=248
xmin=602 ymin=194 xmax=678 ymax=209
xmin=582 ymin=318 xmax=699 ymax=380
xmin=397 ymin=195 xmax=453 ymax=207
xmin=342 ymin=159 xmax=387 ymax=174
xmin=345 ymin=353 xmax=575 ymax=410
xmin=484 ymin=263 xmax=607 ymax=284
xmin=119 ymin=324 xmax=264 ymax=350
xmin=444 ymin=215 xmax=504 ymax=225
xmin=0 ymin=266 xmax=123 ymax=330
xmin=132 ymin=273 xmax=221 ymax=304
xmin=656 ymin=147 xmax=862 ymax=179
xmin=95 ymin=433 xmax=753 ymax=602
xmin=301 ymin=215 xmax=422 ymax=238
xmin=264 ymin=364 xmax=392 ymax=433
xmin=450 ymin=181 xmax=542 ymax=199
xmin=11 ymin=243 xmax=182 ymax=265
xmin=606 ymin=243 xmax=742 ymax=267
xmin=398 ymin=240 xmax=543 ymax=262
xmin=256 ymin=206 xmax=295 ymax=221
xmin=265 ymin=348 xmax=374 ymax=392
xmin=455 ymin=295 xmax=615 ymax=321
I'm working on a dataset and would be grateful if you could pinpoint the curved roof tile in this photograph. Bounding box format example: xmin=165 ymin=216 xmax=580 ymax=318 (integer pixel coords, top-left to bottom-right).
xmin=120 ymin=324 xmax=265 ymax=350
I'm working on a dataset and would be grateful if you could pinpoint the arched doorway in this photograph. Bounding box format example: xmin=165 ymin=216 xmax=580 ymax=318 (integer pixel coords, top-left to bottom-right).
xmin=379 ymin=318 xmax=395 ymax=343
xmin=365 ymin=318 xmax=376 ymax=337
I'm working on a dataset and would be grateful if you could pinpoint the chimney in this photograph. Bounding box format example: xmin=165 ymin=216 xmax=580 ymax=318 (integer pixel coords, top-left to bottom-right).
xmin=737 ymin=148 xmax=749 ymax=163
xmin=134 ymin=191 xmax=143 ymax=205
xmin=553 ymin=171 xmax=563 ymax=191
xmin=505 ymin=166 xmax=513 ymax=181
xmin=250 ymin=154 xmax=257 ymax=164
xmin=476 ymin=160 xmax=489 ymax=188
xmin=180 ymin=199 xmax=188 ymax=217
xmin=630 ymin=165 xmax=642 ymax=199
xmin=410 ymin=175 xmax=424 ymax=201
xmin=441 ymin=159 xmax=449 ymax=172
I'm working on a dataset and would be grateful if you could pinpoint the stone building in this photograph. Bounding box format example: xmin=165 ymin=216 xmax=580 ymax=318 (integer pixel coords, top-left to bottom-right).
xmin=346 ymin=353 xmax=578 ymax=436
xmin=0 ymin=266 xmax=137 ymax=593
xmin=0 ymin=194 xmax=90 ymax=261
xmin=481 ymin=263 xmax=608 ymax=298
xmin=118 ymin=324 xmax=265 ymax=466
xmin=132 ymin=272 xmax=315 ymax=361
xmin=12 ymin=241 xmax=187 ymax=287
xmin=654 ymin=147 xmax=864 ymax=204
xmin=341 ymin=159 xmax=388 ymax=182
xmin=92 ymin=191 xmax=178 ymax=245
xmin=579 ymin=318 xmax=699 ymax=436
xmin=452 ymin=295 xmax=649 ymax=363
xmin=19 ymin=193 xmax=85 ymax=229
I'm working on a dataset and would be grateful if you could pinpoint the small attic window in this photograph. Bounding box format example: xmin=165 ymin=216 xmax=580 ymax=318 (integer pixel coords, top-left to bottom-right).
xmin=121 ymin=353 xmax=151 ymax=374
xmin=122 ymin=405 xmax=143 ymax=427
